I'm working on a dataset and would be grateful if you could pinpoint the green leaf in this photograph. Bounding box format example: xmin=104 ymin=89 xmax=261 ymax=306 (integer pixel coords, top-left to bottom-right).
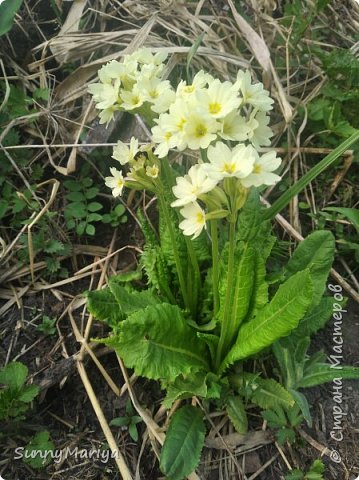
xmin=197 ymin=332 xmax=219 ymax=364
xmin=128 ymin=423 xmax=139 ymax=442
xmin=115 ymin=204 xmax=126 ymax=216
xmin=298 ymin=363 xmax=359 ymax=388
xmin=85 ymin=224 xmax=96 ymax=235
xmin=23 ymin=431 xmax=55 ymax=469
xmin=288 ymin=389 xmax=312 ymax=427
xmin=285 ymin=231 xmax=335 ymax=305
xmin=18 ymin=384 xmax=39 ymax=403
xmin=251 ymin=379 xmax=295 ymax=410
xmin=103 ymin=304 xmax=209 ymax=382
xmin=63 ymin=179 xmax=82 ymax=192
xmin=85 ymin=187 xmax=98 ymax=199
xmin=110 ymin=417 xmax=130 ymax=427
xmin=33 ymin=88 xmax=49 ymax=101
xmin=218 ymin=242 xmax=255 ymax=344
xmin=285 ymin=470 xmax=304 ymax=480
xmin=67 ymin=202 xmax=87 ymax=219
xmin=163 ymin=371 xmax=208 ymax=408
xmin=88 ymin=201 xmax=103 ymax=212
xmin=76 ymin=221 xmax=86 ymax=235
xmin=272 ymin=340 xmax=299 ymax=389
xmin=87 ymin=213 xmax=102 ymax=222
xmin=226 ymin=396 xmax=248 ymax=434
xmin=108 ymin=281 xmax=160 ymax=316
xmin=87 ymin=288 xmax=124 ymax=326
xmin=0 ymin=362 xmax=27 ymax=389
xmin=220 ymin=270 xmax=313 ymax=372
xmin=0 ymin=0 xmax=23 ymax=36
xmin=66 ymin=191 xmax=85 ymax=202
xmin=261 ymin=406 xmax=287 ymax=428
xmin=160 ymin=405 xmax=205 ymax=480
xmin=292 ymin=296 xmax=335 ymax=338
xmin=43 ymin=240 xmax=65 ymax=254
xmin=263 ymin=130 xmax=359 ymax=220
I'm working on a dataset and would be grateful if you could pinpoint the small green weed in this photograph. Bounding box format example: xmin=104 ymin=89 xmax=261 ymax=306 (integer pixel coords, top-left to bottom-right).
xmin=110 ymin=400 xmax=143 ymax=442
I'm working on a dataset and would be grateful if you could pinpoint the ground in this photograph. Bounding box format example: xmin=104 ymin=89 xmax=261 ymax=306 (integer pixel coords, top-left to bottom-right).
xmin=0 ymin=1 xmax=358 ymax=479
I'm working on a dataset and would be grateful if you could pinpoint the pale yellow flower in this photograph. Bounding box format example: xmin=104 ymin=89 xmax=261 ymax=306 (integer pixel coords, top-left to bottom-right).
xmin=204 ymin=142 xmax=255 ymax=181
xmin=112 ymin=137 xmax=139 ymax=165
xmin=171 ymin=164 xmax=218 ymax=207
xmin=241 ymin=151 xmax=281 ymax=187
xmin=196 ymin=79 xmax=241 ymax=118
xmin=182 ymin=111 xmax=219 ymax=150
xmin=105 ymin=167 xmax=125 ymax=197
xmin=179 ymin=202 xmax=207 ymax=239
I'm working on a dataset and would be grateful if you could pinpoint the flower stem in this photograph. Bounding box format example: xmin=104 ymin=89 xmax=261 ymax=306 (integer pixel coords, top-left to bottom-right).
xmin=184 ymin=236 xmax=201 ymax=317
xmin=215 ymin=218 xmax=236 ymax=369
xmin=158 ymin=189 xmax=189 ymax=310
xmin=211 ymin=219 xmax=220 ymax=316
xmin=159 ymin=158 xmax=191 ymax=311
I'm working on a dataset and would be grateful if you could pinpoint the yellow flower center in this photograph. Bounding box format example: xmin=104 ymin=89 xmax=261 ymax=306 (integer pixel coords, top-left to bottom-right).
xmin=195 ymin=123 xmax=208 ymax=138
xmin=131 ymin=95 xmax=140 ymax=105
xmin=253 ymin=164 xmax=262 ymax=174
xmin=184 ymin=85 xmax=195 ymax=93
xmin=223 ymin=162 xmax=236 ymax=174
xmin=149 ymin=89 xmax=158 ymax=98
xmin=209 ymin=102 xmax=221 ymax=114
xmin=117 ymin=179 xmax=124 ymax=187
xmin=177 ymin=118 xmax=186 ymax=130
xmin=164 ymin=132 xmax=172 ymax=140
xmin=196 ymin=212 xmax=205 ymax=224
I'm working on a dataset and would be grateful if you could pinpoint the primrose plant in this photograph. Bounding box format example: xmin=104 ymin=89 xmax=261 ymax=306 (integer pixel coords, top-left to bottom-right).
xmin=87 ymin=49 xmax=359 ymax=479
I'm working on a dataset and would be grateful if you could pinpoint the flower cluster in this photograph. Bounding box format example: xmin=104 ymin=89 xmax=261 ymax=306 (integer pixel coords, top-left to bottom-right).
xmin=171 ymin=142 xmax=280 ymax=238
xmin=89 ymin=49 xmax=282 ymax=241
xmin=105 ymin=136 xmax=161 ymax=197
xmin=88 ymin=48 xmax=174 ymax=125
xmin=151 ymin=69 xmax=274 ymax=158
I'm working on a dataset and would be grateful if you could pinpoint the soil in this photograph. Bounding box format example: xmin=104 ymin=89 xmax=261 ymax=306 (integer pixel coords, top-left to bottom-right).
xmin=1 ymin=262 xmax=358 ymax=480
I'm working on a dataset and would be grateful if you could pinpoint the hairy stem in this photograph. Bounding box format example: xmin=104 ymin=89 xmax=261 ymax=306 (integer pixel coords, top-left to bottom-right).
xmin=210 ymin=219 xmax=220 ymax=317
xmin=215 ymin=218 xmax=236 ymax=369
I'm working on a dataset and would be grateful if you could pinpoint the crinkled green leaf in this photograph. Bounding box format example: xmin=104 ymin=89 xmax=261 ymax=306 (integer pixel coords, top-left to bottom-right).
xmin=292 ymin=296 xmax=336 ymax=338
xmin=108 ymin=280 xmax=160 ymax=315
xmin=299 ymin=363 xmax=359 ymax=388
xmin=160 ymin=405 xmax=205 ymax=480
xmin=220 ymin=270 xmax=313 ymax=372
xmin=87 ymin=288 xmax=124 ymax=325
xmin=288 ymin=389 xmax=312 ymax=427
xmin=251 ymin=378 xmax=294 ymax=410
xmin=197 ymin=332 xmax=218 ymax=364
xmin=163 ymin=371 xmax=208 ymax=408
xmin=226 ymin=396 xmax=248 ymax=434
xmin=285 ymin=231 xmax=335 ymax=305
xmin=103 ymin=303 xmax=209 ymax=382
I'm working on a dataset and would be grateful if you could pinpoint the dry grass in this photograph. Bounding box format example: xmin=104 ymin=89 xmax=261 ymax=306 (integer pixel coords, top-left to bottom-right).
xmin=1 ymin=1 xmax=359 ymax=479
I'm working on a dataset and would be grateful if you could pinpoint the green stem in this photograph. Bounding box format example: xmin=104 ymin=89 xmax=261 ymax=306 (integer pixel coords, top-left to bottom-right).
xmin=159 ymin=158 xmax=191 ymax=311
xmin=215 ymin=218 xmax=236 ymax=369
xmin=210 ymin=220 xmax=220 ymax=317
xmin=184 ymin=236 xmax=201 ymax=317
xmin=158 ymin=189 xmax=189 ymax=310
